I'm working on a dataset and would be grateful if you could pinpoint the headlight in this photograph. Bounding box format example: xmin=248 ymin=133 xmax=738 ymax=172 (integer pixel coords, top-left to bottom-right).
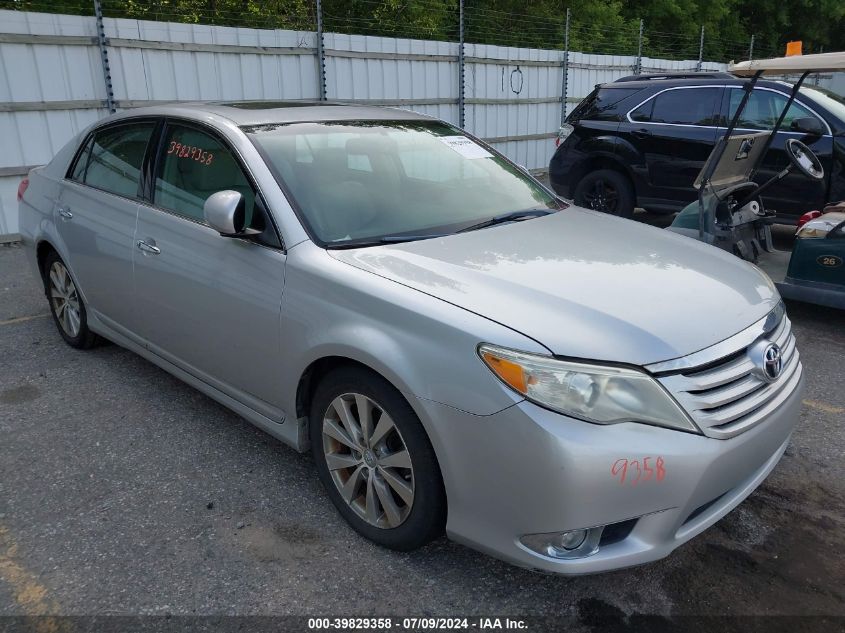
xmin=478 ymin=344 xmax=700 ymax=433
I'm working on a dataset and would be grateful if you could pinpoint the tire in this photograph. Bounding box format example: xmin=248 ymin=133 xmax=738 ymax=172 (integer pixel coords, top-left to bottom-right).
xmin=42 ymin=251 xmax=99 ymax=349
xmin=574 ymin=169 xmax=635 ymax=218
xmin=310 ymin=366 xmax=446 ymax=551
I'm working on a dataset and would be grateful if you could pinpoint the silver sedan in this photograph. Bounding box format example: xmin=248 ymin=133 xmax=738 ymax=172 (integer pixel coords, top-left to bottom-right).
xmin=17 ymin=102 xmax=804 ymax=573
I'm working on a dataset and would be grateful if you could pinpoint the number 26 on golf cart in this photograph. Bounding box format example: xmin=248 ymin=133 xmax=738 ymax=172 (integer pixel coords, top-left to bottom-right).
xmin=612 ymin=456 xmax=665 ymax=486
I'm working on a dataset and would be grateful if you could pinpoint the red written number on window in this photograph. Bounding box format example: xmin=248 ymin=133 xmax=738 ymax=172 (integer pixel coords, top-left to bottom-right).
xmin=611 ymin=456 xmax=665 ymax=486
xmin=167 ymin=141 xmax=214 ymax=165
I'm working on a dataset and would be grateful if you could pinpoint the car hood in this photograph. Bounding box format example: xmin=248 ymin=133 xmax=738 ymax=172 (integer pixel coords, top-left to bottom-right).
xmin=329 ymin=207 xmax=779 ymax=366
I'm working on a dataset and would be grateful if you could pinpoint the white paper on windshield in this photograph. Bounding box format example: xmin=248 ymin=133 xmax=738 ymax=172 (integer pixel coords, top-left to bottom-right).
xmin=438 ymin=135 xmax=493 ymax=159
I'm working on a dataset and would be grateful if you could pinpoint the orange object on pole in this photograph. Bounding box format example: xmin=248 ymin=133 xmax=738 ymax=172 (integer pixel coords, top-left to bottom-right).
xmin=785 ymin=41 xmax=803 ymax=56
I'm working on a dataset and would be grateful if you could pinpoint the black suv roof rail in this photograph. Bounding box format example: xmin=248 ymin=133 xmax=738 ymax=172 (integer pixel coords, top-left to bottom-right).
xmin=613 ymin=72 xmax=734 ymax=82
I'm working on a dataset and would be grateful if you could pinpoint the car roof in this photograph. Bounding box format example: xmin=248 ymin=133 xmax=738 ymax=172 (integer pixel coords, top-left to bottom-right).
xmin=614 ymin=72 xmax=735 ymax=83
xmin=601 ymin=75 xmax=790 ymax=90
xmin=104 ymin=101 xmax=434 ymax=127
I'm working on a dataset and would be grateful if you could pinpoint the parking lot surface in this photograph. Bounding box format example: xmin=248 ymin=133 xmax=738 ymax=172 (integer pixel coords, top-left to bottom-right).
xmin=1 ymin=233 xmax=844 ymax=622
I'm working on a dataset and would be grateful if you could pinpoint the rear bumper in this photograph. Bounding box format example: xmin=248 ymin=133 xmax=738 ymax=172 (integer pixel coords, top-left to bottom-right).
xmin=777 ymin=278 xmax=845 ymax=310
xmin=415 ymin=370 xmax=804 ymax=574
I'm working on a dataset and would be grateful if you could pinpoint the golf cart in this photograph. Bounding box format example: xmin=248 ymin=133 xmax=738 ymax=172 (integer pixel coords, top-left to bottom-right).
xmin=668 ymin=51 xmax=845 ymax=310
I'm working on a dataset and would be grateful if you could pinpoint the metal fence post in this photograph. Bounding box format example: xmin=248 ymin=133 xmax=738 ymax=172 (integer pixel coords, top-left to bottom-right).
xmin=748 ymin=34 xmax=755 ymax=62
xmin=93 ymin=0 xmax=115 ymax=113
xmin=458 ymin=0 xmax=465 ymax=128
xmin=635 ymin=19 xmax=644 ymax=74
xmin=697 ymin=25 xmax=704 ymax=71
xmin=315 ymin=0 xmax=327 ymax=101
xmin=560 ymin=7 xmax=570 ymax=126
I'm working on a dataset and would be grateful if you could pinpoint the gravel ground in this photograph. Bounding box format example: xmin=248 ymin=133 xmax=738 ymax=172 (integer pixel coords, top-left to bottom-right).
xmin=1 ymin=236 xmax=843 ymax=624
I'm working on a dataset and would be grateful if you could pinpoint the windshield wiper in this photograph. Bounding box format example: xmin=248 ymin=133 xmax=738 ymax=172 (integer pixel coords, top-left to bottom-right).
xmin=324 ymin=209 xmax=555 ymax=249
xmin=379 ymin=234 xmax=451 ymax=243
xmin=456 ymin=209 xmax=553 ymax=234
xmin=325 ymin=233 xmax=449 ymax=249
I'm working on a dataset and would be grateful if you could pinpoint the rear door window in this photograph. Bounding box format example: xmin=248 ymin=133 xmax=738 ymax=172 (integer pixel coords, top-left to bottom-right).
xmin=82 ymin=123 xmax=156 ymax=198
xmin=631 ymin=88 xmax=721 ymax=126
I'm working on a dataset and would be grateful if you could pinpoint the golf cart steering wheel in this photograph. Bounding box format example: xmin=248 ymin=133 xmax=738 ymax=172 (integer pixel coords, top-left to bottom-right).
xmin=785 ymin=138 xmax=825 ymax=181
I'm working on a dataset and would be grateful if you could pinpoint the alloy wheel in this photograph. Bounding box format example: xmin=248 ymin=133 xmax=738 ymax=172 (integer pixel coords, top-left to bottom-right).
xmin=583 ymin=179 xmax=619 ymax=213
xmin=48 ymin=261 xmax=81 ymax=338
xmin=321 ymin=393 xmax=415 ymax=529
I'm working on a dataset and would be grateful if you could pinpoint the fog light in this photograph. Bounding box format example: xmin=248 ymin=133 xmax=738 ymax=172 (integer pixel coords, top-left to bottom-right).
xmin=551 ymin=529 xmax=587 ymax=553
xmin=520 ymin=526 xmax=603 ymax=560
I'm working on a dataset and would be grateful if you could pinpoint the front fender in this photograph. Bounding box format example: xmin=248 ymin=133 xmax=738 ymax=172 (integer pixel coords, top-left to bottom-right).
xmin=278 ymin=243 xmax=546 ymax=422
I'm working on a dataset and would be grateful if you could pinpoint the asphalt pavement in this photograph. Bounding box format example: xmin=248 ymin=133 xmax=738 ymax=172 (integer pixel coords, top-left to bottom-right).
xmin=1 ymin=235 xmax=844 ymax=624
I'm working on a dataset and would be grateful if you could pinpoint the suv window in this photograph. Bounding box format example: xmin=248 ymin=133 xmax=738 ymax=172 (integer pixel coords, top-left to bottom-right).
xmin=79 ymin=123 xmax=155 ymax=198
xmin=631 ymin=87 xmax=721 ymax=126
xmin=571 ymin=87 xmax=643 ymax=122
xmin=727 ymin=88 xmax=822 ymax=131
xmin=154 ymin=124 xmax=257 ymax=226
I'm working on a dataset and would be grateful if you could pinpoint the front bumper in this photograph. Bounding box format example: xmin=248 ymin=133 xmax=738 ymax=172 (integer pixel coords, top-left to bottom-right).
xmin=414 ymin=370 xmax=804 ymax=574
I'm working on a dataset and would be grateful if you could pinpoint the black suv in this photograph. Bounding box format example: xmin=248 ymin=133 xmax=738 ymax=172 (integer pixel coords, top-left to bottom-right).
xmin=548 ymin=72 xmax=845 ymax=222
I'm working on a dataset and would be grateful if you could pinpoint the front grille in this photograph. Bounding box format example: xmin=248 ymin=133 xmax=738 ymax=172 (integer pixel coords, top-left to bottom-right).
xmin=656 ymin=312 xmax=802 ymax=439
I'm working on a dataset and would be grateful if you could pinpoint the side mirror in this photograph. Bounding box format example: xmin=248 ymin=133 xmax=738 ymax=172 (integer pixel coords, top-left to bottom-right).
xmin=790 ymin=117 xmax=824 ymax=138
xmin=203 ymin=190 xmax=257 ymax=237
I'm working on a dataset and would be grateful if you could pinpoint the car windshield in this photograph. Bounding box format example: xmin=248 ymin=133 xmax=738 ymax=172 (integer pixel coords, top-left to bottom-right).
xmin=245 ymin=120 xmax=562 ymax=246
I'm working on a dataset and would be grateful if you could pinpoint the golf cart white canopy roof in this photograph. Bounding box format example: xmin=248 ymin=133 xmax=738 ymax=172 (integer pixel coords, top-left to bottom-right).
xmin=730 ymin=51 xmax=845 ymax=76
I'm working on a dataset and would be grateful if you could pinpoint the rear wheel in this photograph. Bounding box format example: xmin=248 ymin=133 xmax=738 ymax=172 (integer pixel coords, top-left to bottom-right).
xmin=574 ymin=169 xmax=635 ymax=218
xmin=310 ymin=366 xmax=446 ymax=551
xmin=42 ymin=251 xmax=99 ymax=349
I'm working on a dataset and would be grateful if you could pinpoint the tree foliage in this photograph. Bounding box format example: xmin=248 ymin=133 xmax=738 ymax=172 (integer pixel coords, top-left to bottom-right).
xmin=1 ymin=0 xmax=842 ymax=61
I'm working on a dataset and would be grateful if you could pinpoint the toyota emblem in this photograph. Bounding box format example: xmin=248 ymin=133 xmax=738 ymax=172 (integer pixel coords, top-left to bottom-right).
xmin=761 ymin=343 xmax=782 ymax=382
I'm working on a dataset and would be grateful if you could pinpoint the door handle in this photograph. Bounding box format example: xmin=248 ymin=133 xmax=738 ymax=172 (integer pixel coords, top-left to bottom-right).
xmin=137 ymin=240 xmax=161 ymax=255
xmin=57 ymin=207 xmax=73 ymax=219
xmin=632 ymin=129 xmax=652 ymax=139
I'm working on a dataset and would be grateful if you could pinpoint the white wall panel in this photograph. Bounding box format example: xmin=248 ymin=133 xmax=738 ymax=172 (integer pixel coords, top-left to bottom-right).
xmin=0 ymin=10 xmax=108 ymax=234
xmin=325 ymin=33 xmax=458 ymax=126
xmin=463 ymin=43 xmax=565 ymax=170
xmin=104 ymin=18 xmax=319 ymax=103
xmin=0 ymin=178 xmax=22 ymax=236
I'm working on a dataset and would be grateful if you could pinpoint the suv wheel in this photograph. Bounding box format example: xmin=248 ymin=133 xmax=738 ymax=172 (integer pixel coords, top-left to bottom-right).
xmin=42 ymin=251 xmax=99 ymax=349
xmin=574 ymin=169 xmax=634 ymax=218
xmin=310 ymin=366 xmax=446 ymax=551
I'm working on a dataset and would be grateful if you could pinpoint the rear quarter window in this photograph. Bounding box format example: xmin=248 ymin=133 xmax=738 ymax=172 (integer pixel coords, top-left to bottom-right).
xmin=69 ymin=136 xmax=93 ymax=182
xmin=569 ymin=87 xmax=645 ymax=122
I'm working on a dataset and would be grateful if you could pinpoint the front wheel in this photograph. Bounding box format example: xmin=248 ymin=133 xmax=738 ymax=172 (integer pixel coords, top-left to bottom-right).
xmin=574 ymin=169 xmax=635 ymax=218
xmin=310 ymin=366 xmax=446 ymax=551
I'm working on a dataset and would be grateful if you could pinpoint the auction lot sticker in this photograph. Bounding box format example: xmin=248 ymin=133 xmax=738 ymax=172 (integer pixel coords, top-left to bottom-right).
xmin=438 ymin=135 xmax=493 ymax=159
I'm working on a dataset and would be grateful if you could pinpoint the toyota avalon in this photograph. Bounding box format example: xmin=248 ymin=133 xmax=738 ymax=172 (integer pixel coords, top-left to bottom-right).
xmin=17 ymin=102 xmax=804 ymax=573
